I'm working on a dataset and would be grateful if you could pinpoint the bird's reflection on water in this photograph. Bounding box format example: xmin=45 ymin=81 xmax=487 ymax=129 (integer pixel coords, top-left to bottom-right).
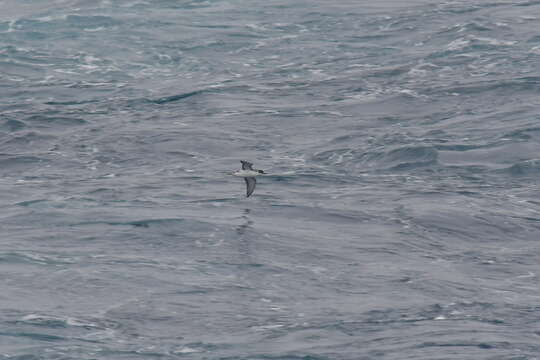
xmin=235 ymin=208 xmax=256 ymax=264
xmin=236 ymin=208 xmax=253 ymax=235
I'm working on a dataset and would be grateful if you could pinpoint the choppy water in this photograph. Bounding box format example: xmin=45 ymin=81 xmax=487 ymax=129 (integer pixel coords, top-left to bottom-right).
xmin=2 ymin=0 xmax=540 ymax=358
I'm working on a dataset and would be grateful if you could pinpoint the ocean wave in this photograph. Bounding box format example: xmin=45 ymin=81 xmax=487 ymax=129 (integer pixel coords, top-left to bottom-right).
xmin=503 ymin=159 xmax=540 ymax=176
xmin=25 ymin=114 xmax=86 ymax=127
xmin=0 ymin=154 xmax=49 ymax=170
xmin=313 ymin=146 xmax=438 ymax=172
xmin=0 ymin=251 xmax=76 ymax=265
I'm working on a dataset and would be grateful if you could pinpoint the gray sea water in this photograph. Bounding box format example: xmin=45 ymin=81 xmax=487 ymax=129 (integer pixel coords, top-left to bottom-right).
xmin=2 ymin=0 xmax=540 ymax=359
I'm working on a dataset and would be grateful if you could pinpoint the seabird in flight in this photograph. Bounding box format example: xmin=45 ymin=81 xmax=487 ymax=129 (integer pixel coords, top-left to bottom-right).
xmin=233 ymin=160 xmax=265 ymax=197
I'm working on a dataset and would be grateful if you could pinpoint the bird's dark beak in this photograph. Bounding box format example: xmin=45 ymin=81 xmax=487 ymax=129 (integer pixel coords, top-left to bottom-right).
xmin=258 ymin=170 xmax=265 ymax=174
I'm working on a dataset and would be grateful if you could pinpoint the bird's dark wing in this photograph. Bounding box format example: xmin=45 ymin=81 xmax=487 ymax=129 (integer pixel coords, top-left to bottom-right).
xmin=244 ymin=177 xmax=256 ymax=197
xmin=241 ymin=160 xmax=253 ymax=170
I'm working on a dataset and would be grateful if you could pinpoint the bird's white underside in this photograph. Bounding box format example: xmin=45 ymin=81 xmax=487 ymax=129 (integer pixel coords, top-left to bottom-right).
xmin=233 ymin=170 xmax=263 ymax=177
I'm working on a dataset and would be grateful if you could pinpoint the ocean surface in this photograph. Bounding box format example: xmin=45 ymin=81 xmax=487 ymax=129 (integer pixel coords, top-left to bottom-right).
xmin=2 ymin=0 xmax=540 ymax=359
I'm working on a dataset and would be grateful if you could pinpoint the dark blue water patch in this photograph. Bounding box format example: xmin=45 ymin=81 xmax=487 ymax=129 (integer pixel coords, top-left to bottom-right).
xmin=70 ymin=218 xmax=185 ymax=228
xmin=328 ymin=133 xmax=365 ymax=144
xmin=25 ymin=115 xmax=87 ymax=128
xmin=267 ymin=204 xmax=372 ymax=225
xmin=527 ymin=34 xmax=540 ymax=43
xmin=508 ymin=215 xmax=540 ymax=225
xmin=17 ymin=31 xmax=49 ymax=41
xmin=0 ymin=354 xmax=41 ymax=360
xmin=384 ymin=146 xmax=439 ymax=170
xmin=150 ymin=90 xmax=207 ymax=104
xmin=287 ymin=172 xmax=359 ymax=187
xmin=122 ymin=90 xmax=209 ymax=109
xmin=416 ymin=341 xmax=495 ymax=349
xmin=0 ymin=155 xmax=49 ymax=171
xmin=0 ymin=331 xmax=65 ymax=342
xmin=219 ymin=355 xmax=329 ymax=360
xmin=1 ymin=119 xmax=26 ymax=132
xmin=358 ymin=64 xmax=412 ymax=79
xmin=359 ymin=146 xmax=438 ymax=171
xmin=125 ymin=218 xmax=184 ymax=228
xmin=515 ymin=0 xmax=540 ymax=6
xmin=12 ymin=19 xmax=54 ymax=31
xmin=265 ymin=174 xmax=297 ymax=182
xmin=44 ymin=99 xmax=100 ymax=106
xmin=501 ymin=159 xmax=540 ymax=176
xmin=65 ymin=15 xmax=122 ymax=29
xmin=171 ymin=286 xmax=217 ymax=295
xmin=0 ymin=21 xmax=10 ymax=32
xmin=431 ymin=77 xmax=540 ymax=96
xmin=503 ymin=126 xmax=540 ymax=140
xmin=0 ymin=60 xmax=46 ymax=78
xmin=164 ymin=150 xmax=197 ymax=159
xmin=434 ymin=143 xmax=487 ymax=151
xmin=0 ymin=132 xmax=56 ymax=152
